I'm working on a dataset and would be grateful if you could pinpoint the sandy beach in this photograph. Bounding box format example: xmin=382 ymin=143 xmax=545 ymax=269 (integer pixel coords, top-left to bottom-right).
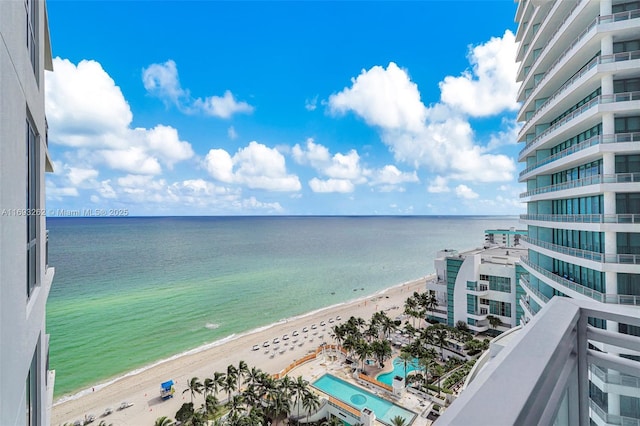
xmin=52 ymin=276 xmax=431 ymax=425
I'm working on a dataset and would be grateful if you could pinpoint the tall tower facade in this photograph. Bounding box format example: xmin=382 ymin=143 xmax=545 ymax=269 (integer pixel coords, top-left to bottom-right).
xmin=516 ymin=0 xmax=640 ymax=421
xmin=0 ymin=1 xmax=55 ymax=425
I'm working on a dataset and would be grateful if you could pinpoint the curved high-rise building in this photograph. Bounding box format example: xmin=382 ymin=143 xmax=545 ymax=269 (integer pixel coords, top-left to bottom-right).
xmin=516 ymin=0 xmax=640 ymax=422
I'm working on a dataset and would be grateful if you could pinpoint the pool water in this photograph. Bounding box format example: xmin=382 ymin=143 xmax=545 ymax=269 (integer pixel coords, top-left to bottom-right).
xmin=313 ymin=374 xmax=416 ymax=425
xmin=376 ymin=357 xmax=419 ymax=385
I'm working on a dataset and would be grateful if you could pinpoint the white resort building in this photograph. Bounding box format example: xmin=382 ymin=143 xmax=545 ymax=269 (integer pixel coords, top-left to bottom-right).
xmin=0 ymin=1 xmax=55 ymax=425
xmin=438 ymin=0 xmax=640 ymax=424
xmin=427 ymin=242 xmax=527 ymax=336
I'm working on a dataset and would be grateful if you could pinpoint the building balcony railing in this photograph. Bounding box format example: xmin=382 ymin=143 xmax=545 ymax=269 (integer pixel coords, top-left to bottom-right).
xmin=519 ymin=295 xmax=536 ymax=317
xmin=466 ymin=281 xmax=489 ymax=295
xmin=520 ymin=173 xmax=640 ymax=198
xmin=522 ymin=236 xmax=640 ymax=265
xmin=519 ymin=132 xmax=640 ymax=177
xmin=589 ymin=399 xmax=640 ymax=426
xmin=521 ymin=48 xmax=640 ymax=128
xmin=520 ymin=213 xmax=640 ymax=224
xmin=520 ymin=257 xmax=640 ymax=304
xmin=520 ymin=91 xmax=640 ymax=158
xmin=436 ymin=297 xmax=640 ymax=425
xmin=519 ymin=0 xmax=587 ymax=96
xmin=522 ymin=8 xmax=640 ymax=103
xmin=590 ymin=364 xmax=640 ymax=389
xmin=520 ymin=275 xmax=550 ymax=303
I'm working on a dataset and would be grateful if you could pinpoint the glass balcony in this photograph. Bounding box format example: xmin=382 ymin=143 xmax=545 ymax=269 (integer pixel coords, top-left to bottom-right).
xmin=519 ymin=275 xmax=550 ymax=303
xmin=520 ymin=213 xmax=640 ymax=224
xmin=520 ymin=257 xmax=640 ymax=304
xmin=520 ymin=173 xmax=640 ymax=198
xmin=522 ymin=236 xmax=640 ymax=265
xmin=590 ymin=364 xmax=640 ymax=389
xmin=519 ymin=133 xmax=640 ymax=177
xmin=520 ymin=92 xmax=640 ymax=158
xmin=523 ymin=8 xmax=640 ymax=103
xmin=436 ymin=297 xmax=640 ymax=425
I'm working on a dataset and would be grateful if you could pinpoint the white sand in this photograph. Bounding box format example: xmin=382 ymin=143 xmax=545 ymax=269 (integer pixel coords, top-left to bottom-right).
xmin=52 ymin=276 xmax=430 ymax=426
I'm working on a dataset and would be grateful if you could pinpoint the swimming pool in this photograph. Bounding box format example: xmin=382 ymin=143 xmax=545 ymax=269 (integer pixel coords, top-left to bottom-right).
xmin=313 ymin=374 xmax=416 ymax=425
xmin=376 ymin=357 xmax=419 ymax=385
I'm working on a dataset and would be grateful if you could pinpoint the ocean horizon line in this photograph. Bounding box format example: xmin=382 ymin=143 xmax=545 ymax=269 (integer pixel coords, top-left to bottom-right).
xmin=47 ymin=213 xmax=521 ymax=219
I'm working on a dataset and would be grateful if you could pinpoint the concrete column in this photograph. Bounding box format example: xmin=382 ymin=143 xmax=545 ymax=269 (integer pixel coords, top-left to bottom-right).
xmin=601 ymin=74 xmax=614 ymax=96
xmin=602 ymin=113 xmax=615 ymax=136
xmin=600 ymin=0 xmax=612 ymax=16
xmin=601 ymin=34 xmax=613 ymax=56
xmin=603 ymin=152 xmax=615 ymax=176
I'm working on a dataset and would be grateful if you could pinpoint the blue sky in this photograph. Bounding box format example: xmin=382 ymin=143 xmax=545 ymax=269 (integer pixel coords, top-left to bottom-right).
xmin=45 ymin=0 xmax=524 ymax=216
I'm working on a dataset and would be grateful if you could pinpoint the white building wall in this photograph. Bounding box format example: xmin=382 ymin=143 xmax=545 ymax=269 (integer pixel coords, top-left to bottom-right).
xmin=0 ymin=1 xmax=54 ymax=425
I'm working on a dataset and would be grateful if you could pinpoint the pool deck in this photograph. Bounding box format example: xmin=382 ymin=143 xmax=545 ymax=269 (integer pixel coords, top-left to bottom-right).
xmin=288 ymin=350 xmax=436 ymax=425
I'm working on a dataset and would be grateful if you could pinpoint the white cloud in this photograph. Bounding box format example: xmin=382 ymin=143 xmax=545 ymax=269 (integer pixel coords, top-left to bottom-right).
xmin=142 ymin=125 xmax=194 ymax=168
xmin=142 ymin=60 xmax=254 ymax=119
xmin=455 ymin=184 xmax=479 ymax=199
xmin=99 ymin=147 xmax=162 ymax=175
xmin=204 ymin=142 xmax=301 ymax=192
xmin=309 ymin=178 xmax=354 ymax=193
xmin=193 ymin=90 xmax=254 ymax=119
xmin=228 ymin=126 xmax=238 ymax=140
xmin=329 ymin=62 xmax=426 ymax=133
xmin=440 ymin=30 xmax=519 ymax=117
xmin=293 ymin=138 xmax=419 ymax=192
xmin=305 ymin=95 xmax=318 ymax=111
xmin=98 ymin=180 xmax=117 ymax=199
xmin=327 ymin=46 xmax=517 ymax=184
xmin=427 ymin=176 xmax=450 ymax=193
xmin=46 ymin=58 xmax=194 ymax=177
xmin=46 ymin=182 xmax=79 ymax=198
xmin=142 ymin=60 xmax=186 ymax=105
xmin=370 ymin=165 xmax=419 ymax=186
xmin=66 ymin=167 xmax=98 ymax=186
xmin=46 ymin=58 xmax=132 ymax=139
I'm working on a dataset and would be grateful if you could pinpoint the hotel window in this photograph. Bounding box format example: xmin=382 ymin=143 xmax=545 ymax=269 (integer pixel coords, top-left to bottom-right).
xmin=615 ymin=154 xmax=640 ymax=174
xmin=26 ymin=118 xmax=39 ymax=297
xmin=489 ymin=300 xmax=511 ymax=317
xmin=25 ymin=0 xmax=38 ymax=82
xmin=26 ymin=350 xmax=37 ymax=426
xmin=615 ymin=116 xmax=640 ymax=133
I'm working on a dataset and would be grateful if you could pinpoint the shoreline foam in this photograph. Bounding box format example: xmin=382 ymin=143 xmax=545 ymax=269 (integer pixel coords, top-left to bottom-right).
xmin=51 ymin=275 xmax=430 ymax=426
xmin=53 ymin=275 xmax=432 ymax=407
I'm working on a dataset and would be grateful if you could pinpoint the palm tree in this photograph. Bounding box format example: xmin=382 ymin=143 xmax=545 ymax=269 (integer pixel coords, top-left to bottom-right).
xmin=226 ymin=364 xmax=239 ymax=386
xmin=204 ymin=394 xmax=219 ymax=418
xmin=227 ymin=394 xmax=246 ymax=419
xmin=183 ymin=377 xmax=203 ymax=404
xmin=404 ymin=296 xmax=419 ymax=327
xmin=237 ymin=360 xmax=249 ymax=385
xmin=221 ymin=371 xmax=237 ymax=403
xmin=302 ymin=391 xmax=321 ymax=424
xmin=424 ymin=292 xmax=438 ymax=322
xmin=212 ymin=371 xmax=225 ymax=398
xmin=291 ymin=375 xmax=310 ymax=423
xmin=355 ymin=340 xmax=371 ymax=371
xmin=390 ymin=415 xmax=408 ymax=426
xmin=487 ymin=314 xmax=501 ymax=333
xmin=381 ymin=314 xmax=396 ymax=339
xmin=434 ymin=327 xmax=448 ymax=361
xmin=154 ymin=416 xmax=173 ymax=426
xmin=371 ymin=340 xmax=392 ymax=368
xmin=202 ymin=377 xmax=215 ymax=414
xmin=399 ymin=349 xmax=414 ymax=384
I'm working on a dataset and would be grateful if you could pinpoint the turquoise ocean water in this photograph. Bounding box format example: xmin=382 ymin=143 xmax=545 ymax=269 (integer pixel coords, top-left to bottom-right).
xmin=47 ymin=216 xmax=519 ymax=399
